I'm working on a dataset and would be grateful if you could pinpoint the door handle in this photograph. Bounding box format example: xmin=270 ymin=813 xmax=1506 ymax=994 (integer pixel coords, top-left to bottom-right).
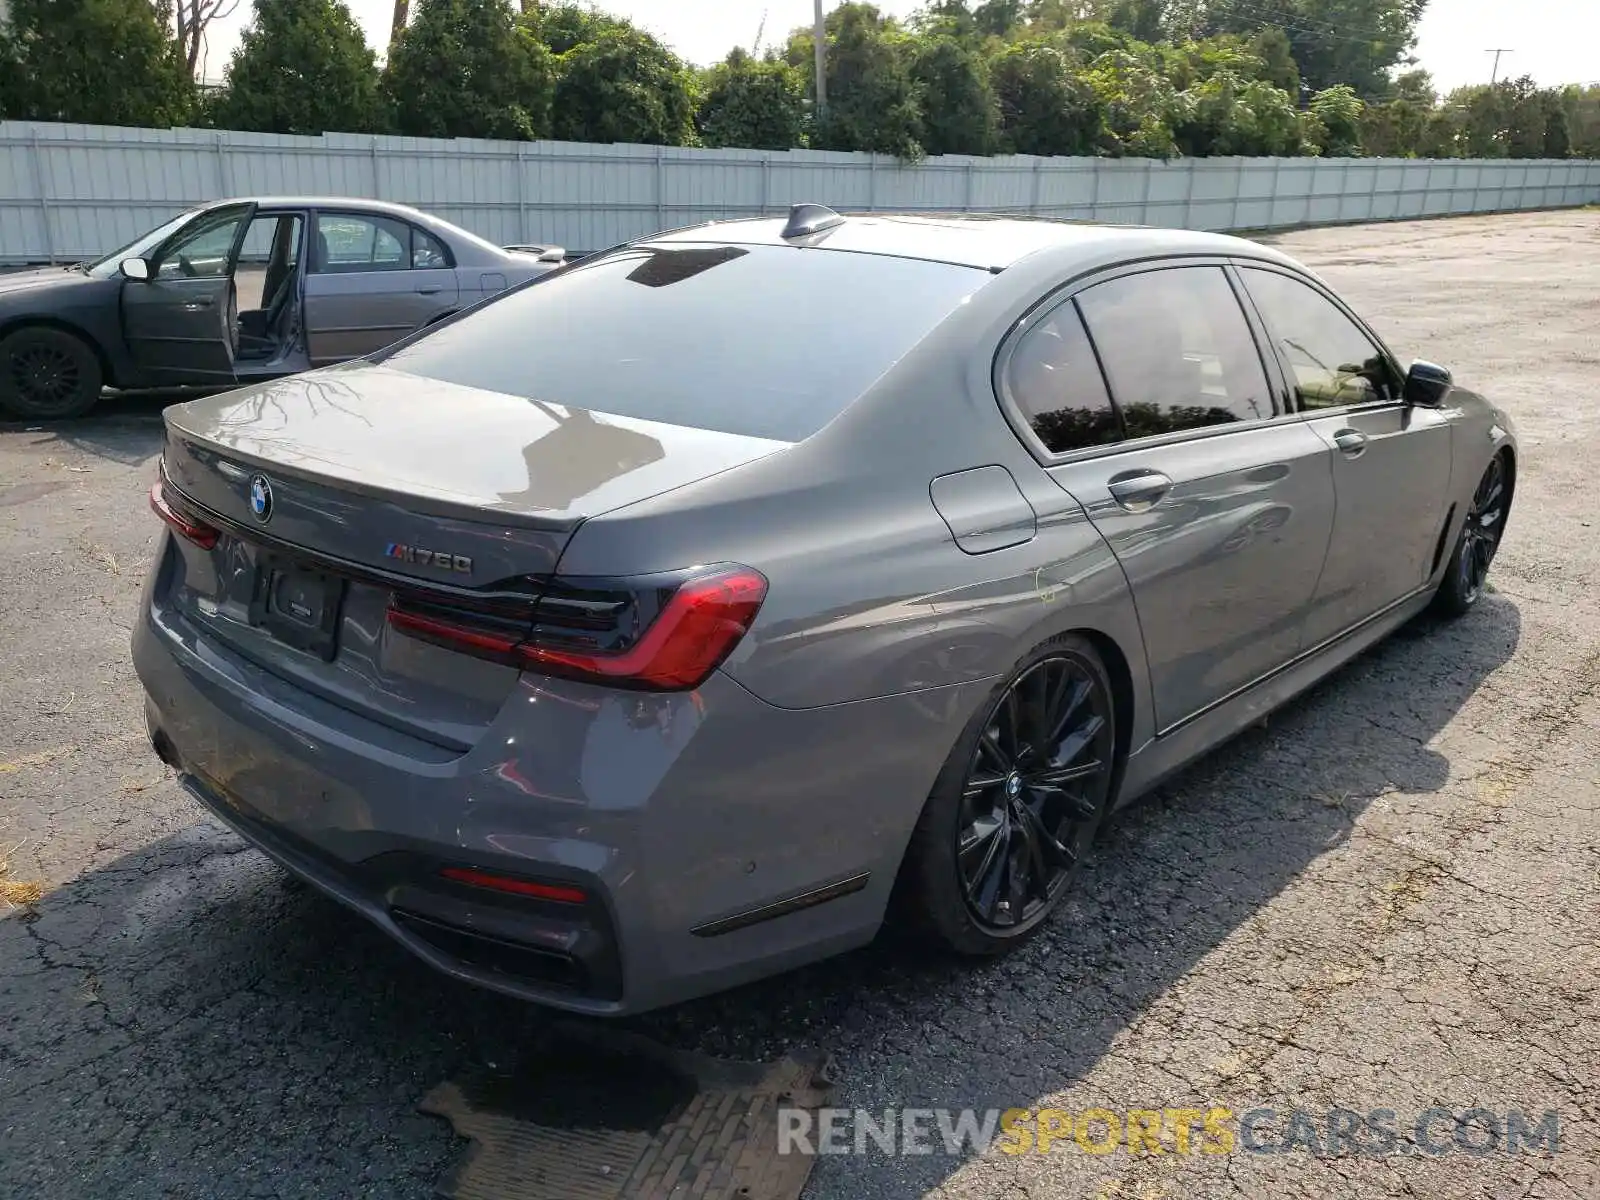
xmin=415 ymin=285 xmax=443 ymax=295
xmin=1332 ymin=428 xmax=1367 ymax=457
xmin=1107 ymin=469 xmax=1173 ymax=513
xmin=183 ymin=297 xmax=215 ymax=310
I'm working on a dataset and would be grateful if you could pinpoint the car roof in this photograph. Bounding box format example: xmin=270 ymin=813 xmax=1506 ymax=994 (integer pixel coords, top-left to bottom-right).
xmin=644 ymin=211 xmax=1291 ymax=273
xmin=192 ymin=195 xmax=523 ymax=263
xmin=199 ymin=196 xmax=437 ymax=220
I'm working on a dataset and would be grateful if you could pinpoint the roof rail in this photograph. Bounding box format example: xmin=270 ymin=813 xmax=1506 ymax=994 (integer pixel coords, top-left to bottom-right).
xmin=781 ymin=203 xmax=845 ymax=239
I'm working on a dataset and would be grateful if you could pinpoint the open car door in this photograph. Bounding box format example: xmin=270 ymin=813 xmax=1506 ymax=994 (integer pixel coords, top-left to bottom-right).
xmin=121 ymin=203 xmax=255 ymax=384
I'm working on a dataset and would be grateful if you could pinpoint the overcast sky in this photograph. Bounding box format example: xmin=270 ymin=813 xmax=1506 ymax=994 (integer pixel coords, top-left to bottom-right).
xmin=198 ymin=0 xmax=1598 ymax=96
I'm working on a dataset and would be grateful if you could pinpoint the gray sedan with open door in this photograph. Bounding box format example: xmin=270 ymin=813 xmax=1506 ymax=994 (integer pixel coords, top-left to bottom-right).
xmin=0 ymin=197 xmax=566 ymax=419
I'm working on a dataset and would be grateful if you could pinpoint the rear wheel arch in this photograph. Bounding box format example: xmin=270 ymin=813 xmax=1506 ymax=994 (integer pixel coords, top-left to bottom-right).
xmin=889 ymin=622 xmax=1136 ymax=949
xmin=1072 ymin=626 xmax=1135 ymax=808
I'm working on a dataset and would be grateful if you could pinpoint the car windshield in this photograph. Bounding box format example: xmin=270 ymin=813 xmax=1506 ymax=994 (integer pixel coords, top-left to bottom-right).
xmin=378 ymin=242 xmax=986 ymax=442
xmin=84 ymin=210 xmax=204 ymax=277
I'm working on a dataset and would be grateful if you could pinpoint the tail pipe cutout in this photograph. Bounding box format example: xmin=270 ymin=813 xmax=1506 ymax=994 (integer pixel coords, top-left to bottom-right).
xmin=930 ymin=465 xmax=1038 ymax=555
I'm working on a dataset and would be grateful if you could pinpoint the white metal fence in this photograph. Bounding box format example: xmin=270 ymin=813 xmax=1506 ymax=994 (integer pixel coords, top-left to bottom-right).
xmin=3 ymin=120 xmax=1599 ymax=264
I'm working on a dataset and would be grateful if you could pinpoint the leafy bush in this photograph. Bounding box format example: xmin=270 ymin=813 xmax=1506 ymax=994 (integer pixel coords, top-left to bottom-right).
xmin=384 ymin=0 xmax=548 ymax=140
xmin=212 ymin=0 xmax=383 ymax=135
xmin=696 ymin=50 xmax=807 ymax=151
xmin=0 ymin=0 xmax=193 ymax=126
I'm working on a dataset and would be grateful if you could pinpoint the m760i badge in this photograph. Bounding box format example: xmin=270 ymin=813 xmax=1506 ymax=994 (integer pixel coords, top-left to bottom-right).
xmin=385 ymin=543 xmax=473 ymax=573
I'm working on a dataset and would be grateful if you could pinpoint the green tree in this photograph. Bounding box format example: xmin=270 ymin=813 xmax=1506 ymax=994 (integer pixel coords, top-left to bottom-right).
xmin=696 ymin=48 xmax=806 ymax=150
xmin=1432 ymin=78 xmax=1573 ymax=160
xmin=1248 ymin=26 xmax=1299 ymax=95
xmin=1394 ymin=68 xmax=1435 ymax=105
xmin=1104 ymin=0 xmax=1167 ymax=43
xmin=1362 ymin=94 xmax=1430 ymax=156
xmin=0 ymin=0 xmax=193 ymax=126
xmin=909 ymin=0 xmax=978 ymax=40
xmin=1178 ymin=70 xmax=1303 ymax=156
xmin=384 ymin=0 xmax=549 ymax=139
xmin=536 ymin=2 xmax=624 ymax=54
xmin=972 ymin=0 xmax=1026 ymax=37
xmin=1206 ymin=0 xmax=1424 ymax=99
xmin=1159 ymin=32 xmax=1265 ymax=92
xmin=1560 ymin=85 xmax=1600 ymax=158
xmin=989 ymin=39 xmax=1102 ymax=155
xmin=810 ymin=4 xmax=924 ymax=159
xmin=1542 ymin=98 xmax=1571 ymax=159
xmin=1059 ymin=19 xmax=1137 ymax=60
xmin=211 ymin=0 xmax=383 ymax=135
xmin=1417 ymin=106 xmax=1458 ymax=157
xmin=1082 ymin=49 xmax=1183 ymax=157
xmin=548 ymin=20 xmax=697 ymax=145
xmin=1310 ymin=84 xmax=1364 ymax=156
xmin=1363 ymin=70 xmax=1443 ymax=157
xmin=908 ymin=35 xmax=997 ymax=155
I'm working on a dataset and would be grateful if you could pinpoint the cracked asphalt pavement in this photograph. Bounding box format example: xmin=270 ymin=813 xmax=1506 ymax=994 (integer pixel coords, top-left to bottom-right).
xmin=2 ymin=210 xmax=1597 ymax=1200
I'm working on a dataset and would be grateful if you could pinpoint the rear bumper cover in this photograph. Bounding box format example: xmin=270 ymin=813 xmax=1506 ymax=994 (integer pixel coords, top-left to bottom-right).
xmin=133 ymin=547 xmax=986 ymax=1014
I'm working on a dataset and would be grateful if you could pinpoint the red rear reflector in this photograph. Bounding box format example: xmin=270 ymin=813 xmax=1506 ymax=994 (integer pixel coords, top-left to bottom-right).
xmin=149 ymin=480 xmax=219 ymax=549
xmin=439 ymin=867 xmax=588 ymax=904
xmin=387 ymin=607 xmax=522 ymax=657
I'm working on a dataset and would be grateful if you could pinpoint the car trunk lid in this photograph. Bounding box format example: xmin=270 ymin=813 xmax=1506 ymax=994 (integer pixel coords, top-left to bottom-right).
xmin=155 ymin=363 xmax=788 ymax=751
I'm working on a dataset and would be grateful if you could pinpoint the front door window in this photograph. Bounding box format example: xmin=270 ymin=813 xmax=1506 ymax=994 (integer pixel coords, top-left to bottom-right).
xmin=152 ymin=211 xmax=247 ymax=279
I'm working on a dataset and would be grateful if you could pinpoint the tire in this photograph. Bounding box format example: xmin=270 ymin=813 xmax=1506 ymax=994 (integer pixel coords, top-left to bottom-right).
xmin=898 ymin=633 xmax=1118 ymax=956
xmin=1432 ymin=452 xmax=1512 ymax=619
xmin=0 ymin=326 xmax=104 ymax=420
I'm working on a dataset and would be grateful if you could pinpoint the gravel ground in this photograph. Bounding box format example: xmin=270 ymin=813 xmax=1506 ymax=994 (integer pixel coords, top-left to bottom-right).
xmin=2 ymin=210 xmax=1597 ymax=1200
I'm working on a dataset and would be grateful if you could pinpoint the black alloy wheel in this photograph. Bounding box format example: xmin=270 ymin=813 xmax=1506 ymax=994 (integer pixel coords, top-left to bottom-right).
xmin=0 ymin=327 xmax=103 ymax=419
xmin=1434 ymin=453 xmax=1511 ymax=617
xmin=958 ymin=654 xmax=1113 ymax=930
xmin=901 ymin=634 xmax=1117 ymax=955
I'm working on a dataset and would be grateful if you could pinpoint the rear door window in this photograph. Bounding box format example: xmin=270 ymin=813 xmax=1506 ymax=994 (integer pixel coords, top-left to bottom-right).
xmin=1002 ymin=302 xmax=1122 ymax=454
xmin=379 ymin=244 xmax=987 ymax=441
xmin=1077 ymin=266 xmax=1276 ymax=436
xmin=314 ymin=213 xmax=410 ymax=273
xmin=412 ymin=227 xmax=451 ymax=269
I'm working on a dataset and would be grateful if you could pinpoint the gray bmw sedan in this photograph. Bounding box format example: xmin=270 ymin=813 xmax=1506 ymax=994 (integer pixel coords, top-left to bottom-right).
xmin=133 ymin=206 xmax=1515 ymax=1014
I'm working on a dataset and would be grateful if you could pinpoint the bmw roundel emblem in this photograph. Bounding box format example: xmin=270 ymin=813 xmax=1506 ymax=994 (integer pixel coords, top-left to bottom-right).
xmin=248 ymin=474 xmax=273 ymax=522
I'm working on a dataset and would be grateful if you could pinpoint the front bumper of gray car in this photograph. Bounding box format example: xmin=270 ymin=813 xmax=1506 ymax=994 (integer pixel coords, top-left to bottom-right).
xmin=132 ymin=550 xmax=984 ymax=1015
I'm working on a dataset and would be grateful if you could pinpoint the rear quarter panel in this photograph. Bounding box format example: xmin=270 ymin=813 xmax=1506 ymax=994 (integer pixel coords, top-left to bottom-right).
xmin=551 ymin=279 xmax=1156 ymax=751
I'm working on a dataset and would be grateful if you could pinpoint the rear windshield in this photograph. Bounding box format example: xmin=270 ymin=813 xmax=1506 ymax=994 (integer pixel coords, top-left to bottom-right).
xmin=379 ymin=243 xmax=986 ymax=442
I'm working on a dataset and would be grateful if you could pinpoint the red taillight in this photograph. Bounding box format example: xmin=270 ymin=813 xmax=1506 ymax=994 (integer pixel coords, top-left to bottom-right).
xmin=386 ymin=564 xmax=766 ymax=692
xmin=524 ymin=567 xmax=767 ymax=689
xmin=149 ymin=480 xmax=219 ymax=549
xmin=439 ymin=866 xmax=588 ymax=904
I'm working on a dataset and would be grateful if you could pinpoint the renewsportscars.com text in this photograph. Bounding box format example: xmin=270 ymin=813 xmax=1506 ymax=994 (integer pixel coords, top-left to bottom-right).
xmin=776 ymin=1106 xmax=1562 ymax=1158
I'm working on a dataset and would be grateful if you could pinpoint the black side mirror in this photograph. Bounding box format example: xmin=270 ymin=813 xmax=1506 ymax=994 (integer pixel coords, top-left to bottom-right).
xmin=118 ymin=257 xmax=151 ymax=282
xmin=1404 ymin=360 xmax=1452 ymax=406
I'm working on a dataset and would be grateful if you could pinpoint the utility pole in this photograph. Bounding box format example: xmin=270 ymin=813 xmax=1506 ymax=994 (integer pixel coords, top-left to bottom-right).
xmin=813 ymin=0 xmax=827 ymax=116
xmin=1485 ymin=48 xmax=1513 ymax=86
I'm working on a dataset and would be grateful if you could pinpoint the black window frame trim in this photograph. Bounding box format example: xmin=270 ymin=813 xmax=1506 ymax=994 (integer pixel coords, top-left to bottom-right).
xmin=993 ymin=253 xmax=1298 ymax=468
